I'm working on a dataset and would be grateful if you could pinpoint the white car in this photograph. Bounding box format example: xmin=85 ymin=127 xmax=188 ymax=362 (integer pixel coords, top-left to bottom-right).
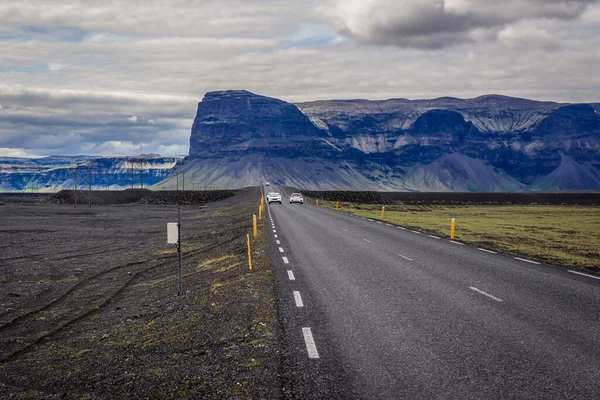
xmin=266 ymin=192 xmax=282 ymax=204
xmin=265 ymin=182 xmax=270 ymax=186
xmin=289 ymin=193 xmax=304 ymax=204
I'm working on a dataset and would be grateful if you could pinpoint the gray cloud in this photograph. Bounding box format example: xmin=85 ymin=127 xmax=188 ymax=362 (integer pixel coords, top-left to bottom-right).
xmin=0 ymin=87 xmax=194 ymax=156
xmin=321 ymin=0 xmax=599 ymax=49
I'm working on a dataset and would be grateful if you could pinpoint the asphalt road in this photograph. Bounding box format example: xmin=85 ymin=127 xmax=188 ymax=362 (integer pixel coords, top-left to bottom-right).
xmin=264 ymin=186 xmax=600 ymax=400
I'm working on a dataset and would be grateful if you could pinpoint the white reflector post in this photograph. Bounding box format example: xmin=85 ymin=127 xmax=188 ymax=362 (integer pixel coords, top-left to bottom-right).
xmin=167 ymin=222 xmax=179 ymax=244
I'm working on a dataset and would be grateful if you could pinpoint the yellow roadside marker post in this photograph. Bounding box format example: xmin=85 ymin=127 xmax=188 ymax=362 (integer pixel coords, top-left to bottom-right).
xmin=259 ymin=203 xmax=262 ymax=220
xmin=450 ymin=218 xmax=456 ymax=239
xmin=381 ymin=206 xmax=385 ymax=221
xmin=247 ymin=234 xmax=252 ymax=271
xmin=336 ymin=202 xmax=339 ymax=210
xmin=253 ymin=214 xmax=257 ymax=238
xmin=316 ymin=199 xmax=319 ymax=207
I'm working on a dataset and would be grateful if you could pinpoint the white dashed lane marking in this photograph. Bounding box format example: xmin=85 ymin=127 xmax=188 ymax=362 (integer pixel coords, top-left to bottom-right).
xmin=478 ymin=248 xmax=497 ymax=254
xmin=273 ymin=230 xmax=277 ymax=233
xmin=568 ymin=270 xmax=600 ymax=281
xmin=282 ymin=257 xmax=289 ymax=264
xmin=514 ymin=257 xmax=540 ymax=265
xmin=385 ymin=223 xmax=393 ymax=227
xmin=450 ymin=240 xmax=464 ymax=245
xmin=342 ymin=228 xmax=349 ymax=232
xmin=377 ymin=221 xmax=382 ymax=224
xmin=428 ymin=235 xmax=440 ymax=239
xmin=399 ymin=254 xmax=413 ymax=261
xmin=287 ymin=270 xmax=295 ymax=281
xmin=293 ymin=291 xmax=304 ymax=307
xmin=411 ymin=230 xmax=422 ymax=235
xmin=279 ymin=247 xmax=285 ymax=253
xmin=276 ymin=240 xmax=281 ymax=244
xmin=363 ymin=239 xmax=372 ymax=243
xmin=302 ymin=328 xmax=320 ymax=359
xmin=470 ymin=287 xmax=504 ymax=302
xmin=274 ymin=234 xmax=278 ymax=238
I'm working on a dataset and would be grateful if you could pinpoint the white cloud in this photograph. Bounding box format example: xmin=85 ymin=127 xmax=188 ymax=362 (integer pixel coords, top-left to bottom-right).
xmin=127 ymin=115 xmax=137 ymax=123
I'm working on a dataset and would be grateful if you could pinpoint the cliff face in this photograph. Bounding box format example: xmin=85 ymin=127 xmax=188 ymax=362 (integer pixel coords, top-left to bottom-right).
xmin=180 ymin=91 xmax=600 ymax=191
xmin=189 ymin=90 xmax=330 ymax=159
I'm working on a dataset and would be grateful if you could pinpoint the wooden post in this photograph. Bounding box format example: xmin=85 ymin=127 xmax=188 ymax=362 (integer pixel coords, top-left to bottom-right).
xmin=247 ymin=234 xmax=252 ymax=271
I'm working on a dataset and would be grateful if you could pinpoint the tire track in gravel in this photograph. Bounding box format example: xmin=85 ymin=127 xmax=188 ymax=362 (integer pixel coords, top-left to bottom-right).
xmin=0 ymin=236 xmax=234 ymax=363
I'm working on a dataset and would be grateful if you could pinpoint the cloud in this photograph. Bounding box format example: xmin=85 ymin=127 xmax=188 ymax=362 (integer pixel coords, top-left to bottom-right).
xmin=321 ymin=0 xmax=599 ymax=49
xmin=0 ymin=86 xmax=195 ymax=156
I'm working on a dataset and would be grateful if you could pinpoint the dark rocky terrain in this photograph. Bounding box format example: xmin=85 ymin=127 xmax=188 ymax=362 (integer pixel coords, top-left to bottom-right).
xmin=162 ymin=90 xmax=600 ymax=192
xmin=0 ymin=188 xmax=282 ymax=399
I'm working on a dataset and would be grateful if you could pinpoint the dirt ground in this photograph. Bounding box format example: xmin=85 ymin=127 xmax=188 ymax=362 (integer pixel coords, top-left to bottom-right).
xmin=0 ymin=187 xmax=282 ymax=399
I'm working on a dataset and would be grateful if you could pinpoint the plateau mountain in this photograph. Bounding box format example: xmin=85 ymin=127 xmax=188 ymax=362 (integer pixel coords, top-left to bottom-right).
xmin=157 ymin=90 xmax=600 ymax=191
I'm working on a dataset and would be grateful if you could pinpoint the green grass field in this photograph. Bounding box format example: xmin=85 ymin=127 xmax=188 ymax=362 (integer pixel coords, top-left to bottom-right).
xmin=321 ymin=201 xmax=600 ymax=272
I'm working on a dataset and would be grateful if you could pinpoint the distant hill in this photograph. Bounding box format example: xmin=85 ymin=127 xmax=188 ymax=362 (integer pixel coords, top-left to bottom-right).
xmin=0 ymin=155 xmax=183 ymax=192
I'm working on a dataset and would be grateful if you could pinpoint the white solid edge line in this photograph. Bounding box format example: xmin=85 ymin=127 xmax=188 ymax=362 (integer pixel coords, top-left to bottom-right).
xmin=279 ymin=247 xmax=285 ymax=253
xmin=450 ymin=240 xmax=464 ymax=245
xmin=411 ymin=230 xmax=422 ymax=235
xmin=399 ymin=254 xmax=413 ymax=261
xmin=302 ymin=327 xmax=320 ymax=359
xmin=282 ymin=257 xmax=289 ymax=264
xmin=293 ymin=291 xmax=304 ymax=307
xmin=363 ymin=238 xmax=372 ymax=243
xmin=470 ymin=287 xmax=504 ymax=302
xmin=428 ymin=235 xmax=440 ymax=239
xmin=287 ymin=270 xmax=295 ymax=281
xmin=478 ymin=248 xmax=497 ymax=254
xmin=568 ymin=270 xmax=600 ymax=281
xmin=514 ymin=257 xmax=540 ymax=265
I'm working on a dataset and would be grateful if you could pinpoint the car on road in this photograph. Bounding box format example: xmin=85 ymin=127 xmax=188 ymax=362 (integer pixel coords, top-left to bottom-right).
xmin=266 ymin=192 xmax=282 ymax=204
xmin=289 ymin=193 xmax=304 ymax=204
xmin=265 ymin=182 xmax=270 ymax=186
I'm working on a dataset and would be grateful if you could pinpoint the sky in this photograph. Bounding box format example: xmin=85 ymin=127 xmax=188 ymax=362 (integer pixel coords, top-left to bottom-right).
xmin=1 ymin=0 xmax=599 ymax=158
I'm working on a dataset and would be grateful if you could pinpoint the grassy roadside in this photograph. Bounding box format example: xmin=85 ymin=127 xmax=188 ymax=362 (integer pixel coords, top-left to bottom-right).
xmin=320 ymin=201 xmax=600 ymax=273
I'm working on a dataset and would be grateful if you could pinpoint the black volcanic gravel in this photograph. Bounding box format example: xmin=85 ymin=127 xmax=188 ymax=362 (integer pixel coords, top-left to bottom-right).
xmin=0 ymin=187 xmax=282 ymax=399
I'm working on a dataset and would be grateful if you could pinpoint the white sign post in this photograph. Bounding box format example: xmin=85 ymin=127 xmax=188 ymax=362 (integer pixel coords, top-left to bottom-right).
xmin=167 ymin=208 xmax=183 ymax=295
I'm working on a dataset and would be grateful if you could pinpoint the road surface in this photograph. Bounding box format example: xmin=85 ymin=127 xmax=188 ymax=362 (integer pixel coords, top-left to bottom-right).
xmin=265 ymin=186 xmax=600 ymax=399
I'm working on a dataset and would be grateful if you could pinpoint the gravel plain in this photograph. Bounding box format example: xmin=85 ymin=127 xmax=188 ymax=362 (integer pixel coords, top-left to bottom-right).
xmin=0 ymin=188 xmax=282 ymax=399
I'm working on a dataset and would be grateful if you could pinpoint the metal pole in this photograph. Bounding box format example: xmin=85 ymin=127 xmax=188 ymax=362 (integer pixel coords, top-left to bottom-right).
xmin=177 ymin=207 xmax=183 ymax=295
xmin=88 ymin=168 xmax=92 ymax=208
xmin=74 ymin=168 xmax=78 ymax=208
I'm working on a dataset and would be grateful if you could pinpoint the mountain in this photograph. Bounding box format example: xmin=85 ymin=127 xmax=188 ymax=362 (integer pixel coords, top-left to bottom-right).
xmin=0 ymin=155 xmax=183 ymax=192
xmin=157 ymin=90 xmax=600 ymax=191
xmin=4 ymin=91 xmax=600 ymax=192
